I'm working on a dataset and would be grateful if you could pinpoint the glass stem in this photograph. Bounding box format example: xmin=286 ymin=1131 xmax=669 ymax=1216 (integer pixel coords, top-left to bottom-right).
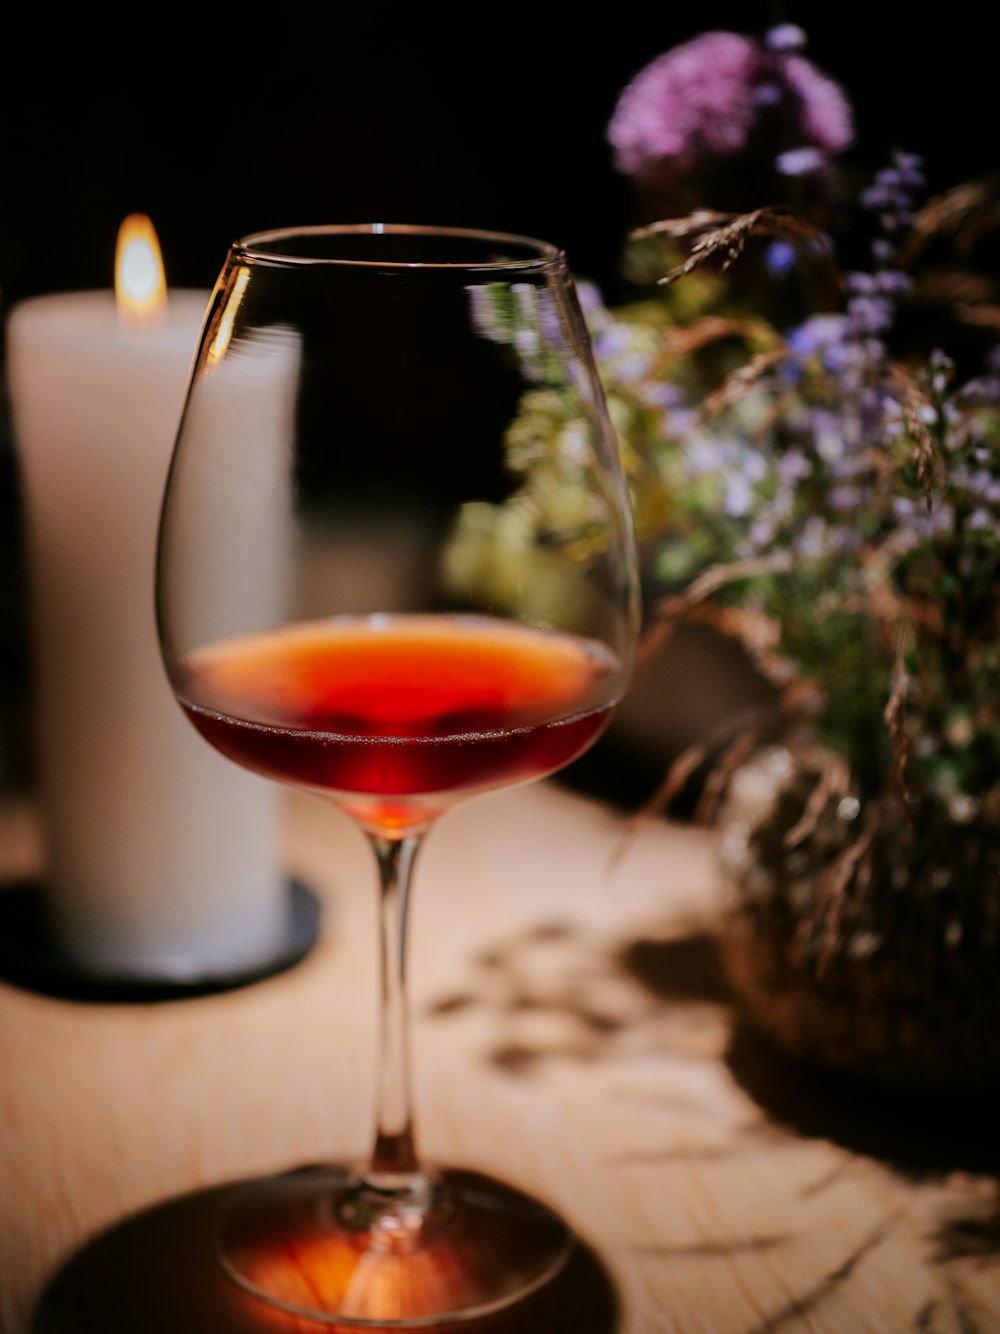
xmin=363 ymin=831 xmax=425 ymax=1192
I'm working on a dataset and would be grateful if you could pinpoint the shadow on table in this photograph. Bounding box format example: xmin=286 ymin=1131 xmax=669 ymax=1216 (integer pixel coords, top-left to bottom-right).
xmin=620 ymin=925 xmax=1000 ymax=1182
xmin=31 ymin=1170 xmax=620 ymax=1334
xmin=725 ymin=1021 xmax=1000 ymax=1180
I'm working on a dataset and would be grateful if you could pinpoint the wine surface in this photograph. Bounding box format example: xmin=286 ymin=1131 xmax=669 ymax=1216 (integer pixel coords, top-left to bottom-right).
xmin=177 ymin=615 xmax=619 ymax=831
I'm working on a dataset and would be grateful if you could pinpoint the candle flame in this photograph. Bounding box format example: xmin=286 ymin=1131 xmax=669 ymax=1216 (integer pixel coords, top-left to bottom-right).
xmin=115 ymin=214 xmax=168 ymax=329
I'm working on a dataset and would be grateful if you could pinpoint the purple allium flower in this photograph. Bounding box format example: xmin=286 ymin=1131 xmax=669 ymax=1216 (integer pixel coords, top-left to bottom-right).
xmin=608 ymin=33 xmax=767 ymax=181
xmin=782 ymin=54 xmax=853 ymax=155
xmin=607 ymin=30 xmax=853 ymax=204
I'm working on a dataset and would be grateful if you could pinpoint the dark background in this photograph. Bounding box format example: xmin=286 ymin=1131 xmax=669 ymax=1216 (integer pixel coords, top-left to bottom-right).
xmin=0 ymin=7 xmax=993 ymax=309
xmin=0 ymin=4 xmax=995 ymax=794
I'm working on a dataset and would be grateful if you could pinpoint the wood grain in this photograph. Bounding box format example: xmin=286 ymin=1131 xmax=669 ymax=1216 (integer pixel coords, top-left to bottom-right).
xmin=2 ymin=782 xmax=999 ymax=1333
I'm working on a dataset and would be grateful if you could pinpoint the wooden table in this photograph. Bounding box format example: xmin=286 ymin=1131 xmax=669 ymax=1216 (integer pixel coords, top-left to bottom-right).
xmin=2 ymin=779 xmax=1000 ymax=1333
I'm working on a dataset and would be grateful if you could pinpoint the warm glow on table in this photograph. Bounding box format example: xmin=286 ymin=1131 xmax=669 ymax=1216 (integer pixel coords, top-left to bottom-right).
xmin=1 ymin=781 xmax=999 ymax=1332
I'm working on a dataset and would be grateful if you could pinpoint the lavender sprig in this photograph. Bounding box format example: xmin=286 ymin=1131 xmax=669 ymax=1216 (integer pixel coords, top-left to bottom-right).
xmin=597 ymin=147 xmax=1000 ymax=802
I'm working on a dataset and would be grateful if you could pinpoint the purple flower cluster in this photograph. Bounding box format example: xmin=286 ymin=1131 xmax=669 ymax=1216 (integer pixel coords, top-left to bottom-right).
xmin=859 ymin=151 xmax=926 ymax=234
xmin=591 ymin=145 xmax=1000 ymax=584
xmin=607 ymin=27 xmax=853 ymax=207
xmin=841 ymin=150 xmax=924 ymax=339
xmin=596 ymin=31 xmax=1000 ymax=800
xmin=717 ymin=151 xmax=941 ymax=562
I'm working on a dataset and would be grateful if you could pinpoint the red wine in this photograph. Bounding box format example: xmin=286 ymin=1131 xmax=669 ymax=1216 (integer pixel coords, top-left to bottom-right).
xmin=177 ymin=615 xmax=620 ymax=831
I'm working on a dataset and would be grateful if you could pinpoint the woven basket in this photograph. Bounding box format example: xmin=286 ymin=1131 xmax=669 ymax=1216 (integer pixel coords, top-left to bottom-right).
xmin=712 ymin=743 xmax=1000 ymax=1091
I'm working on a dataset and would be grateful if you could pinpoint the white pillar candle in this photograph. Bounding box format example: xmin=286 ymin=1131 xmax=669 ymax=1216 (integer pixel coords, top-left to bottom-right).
xmin=6 ymin=279 xmax=296 ymax=983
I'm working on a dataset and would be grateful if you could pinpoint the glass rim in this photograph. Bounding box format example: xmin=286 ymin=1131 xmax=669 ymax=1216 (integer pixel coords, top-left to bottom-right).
xmin=231 ymin=223 xmax=565 ymax=271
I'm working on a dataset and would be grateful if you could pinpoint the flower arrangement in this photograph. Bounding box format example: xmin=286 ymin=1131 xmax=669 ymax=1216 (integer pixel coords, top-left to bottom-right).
xmin=585 ymin=25 xmax=1000 ymax=1087
xmin=588 ymin=27 xmax=1000 ymax=827
xmin=441 ymin=25 xmax=1000 ymax=1085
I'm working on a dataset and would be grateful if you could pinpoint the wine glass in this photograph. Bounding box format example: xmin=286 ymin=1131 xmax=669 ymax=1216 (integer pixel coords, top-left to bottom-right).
xmin=155 ymin=223 xmax=640 ymax=1325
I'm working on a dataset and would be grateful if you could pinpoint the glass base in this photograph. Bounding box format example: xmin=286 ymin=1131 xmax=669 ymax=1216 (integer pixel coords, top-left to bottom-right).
xmin=216 ymin=1163 xmax=574 ymax=1326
